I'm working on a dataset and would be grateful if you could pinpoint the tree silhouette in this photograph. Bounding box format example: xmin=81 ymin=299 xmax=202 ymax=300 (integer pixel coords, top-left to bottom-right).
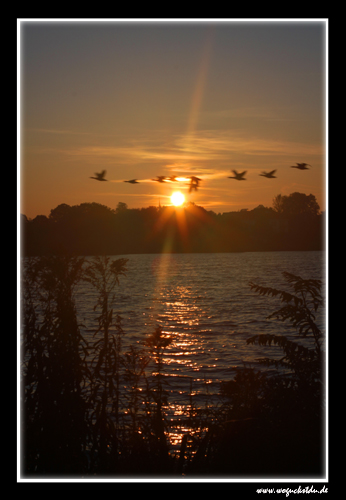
xmin=272 ymin=192 xmax=320 ymax=216
xmin=115 ymin=202 xmax=128 ymax=214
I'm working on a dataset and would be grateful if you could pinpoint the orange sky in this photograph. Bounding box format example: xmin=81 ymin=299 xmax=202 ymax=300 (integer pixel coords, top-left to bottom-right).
xmin=19 ymin=19 xmax=327 ymax=219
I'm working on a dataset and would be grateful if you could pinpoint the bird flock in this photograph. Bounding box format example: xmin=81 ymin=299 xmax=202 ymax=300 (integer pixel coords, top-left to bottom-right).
xmin=89 ymin=163 xmax=312 ymax=192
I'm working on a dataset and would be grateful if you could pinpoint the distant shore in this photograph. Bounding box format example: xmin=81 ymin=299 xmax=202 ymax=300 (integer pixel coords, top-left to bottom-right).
xmin=21 ymin=200 xmax=325 ymax=257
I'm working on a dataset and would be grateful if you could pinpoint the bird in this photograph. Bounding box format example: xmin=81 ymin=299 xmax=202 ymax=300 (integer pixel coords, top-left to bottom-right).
xmin=290 ymin=163 xmax=311 ymax=170
xmin=228 ymin=170 xmax=247 ymax=180
xmin=188 ymin=176 xmax=201 ymax=192
xmin=168 ymin=176 xmax=178 ymax=181
xmin=259 ymin=170 xmax=277 ymax=178
xmin=124 ymin=179 xmax=139 ymax=184
xmin=90 ymin=170 xmax=107 ymax=181
xmin=152 ymin=176 xmax=167 ymax=183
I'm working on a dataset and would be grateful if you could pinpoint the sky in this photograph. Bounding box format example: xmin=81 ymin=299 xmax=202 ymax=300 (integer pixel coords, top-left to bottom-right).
xmin=18 ymin=19 xmax=327 ymax=220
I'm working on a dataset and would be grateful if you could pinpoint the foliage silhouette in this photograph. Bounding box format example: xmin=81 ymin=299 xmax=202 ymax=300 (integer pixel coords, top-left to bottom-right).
xmin=21 ymin=257 xmax=325 ymax=478
xmin=272 ymin=192 xmax=320 ymax=216
xmin=143 ymin=327 xmax=173 ymax=472
xmin=201 ymin=271 xmax=326 ymax=477
xmin=83 ymin=256 xmax=128 ymax=473
xmin=21 ymin=256 xmax=89 ymax=475
xmin=247 ymin=272 xmax=324 ymax=379
xmin=121 ymin=344 xmax=150 ymax=434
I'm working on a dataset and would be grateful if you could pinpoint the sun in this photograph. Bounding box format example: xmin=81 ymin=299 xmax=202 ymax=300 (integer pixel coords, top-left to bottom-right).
xmin=171 ymin=191 xmax=185 ymax=207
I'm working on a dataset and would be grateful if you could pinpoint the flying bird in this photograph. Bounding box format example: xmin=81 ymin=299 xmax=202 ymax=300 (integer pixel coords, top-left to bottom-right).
xmin=124 ymin=179 xmax=139 ymax=184
xmin=152 ymin=176 xmax=167 ymax=183
xmin=228 ymin=170 xmax=247 ymax=181
xmin=290 ymin=163 xmax=311 ymax=170
xmin=259 ymin=170 xmax=277 ymax=178
xmin=168 ymin=176 xmax=178 ymax=181
xmin=188 ymin=176 xmax=201 ymax=192
xmin=90 ymin=170 xmax=107 ymax=181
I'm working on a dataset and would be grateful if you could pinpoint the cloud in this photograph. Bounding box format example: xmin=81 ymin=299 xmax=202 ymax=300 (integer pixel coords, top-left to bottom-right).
xmin=175 ymin=130 xmax=323 ymax=157
xmin=58 ymin=129 xmax=324 ymax=173
xmin=204 ymin=106 xmax=297 ymax=122
xmin=28 ymin=128 xmax=93 ymax=136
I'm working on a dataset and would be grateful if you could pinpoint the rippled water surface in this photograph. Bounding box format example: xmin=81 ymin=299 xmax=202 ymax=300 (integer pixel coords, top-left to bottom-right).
xmin=75 ymin=251 xmax=326 ymax=409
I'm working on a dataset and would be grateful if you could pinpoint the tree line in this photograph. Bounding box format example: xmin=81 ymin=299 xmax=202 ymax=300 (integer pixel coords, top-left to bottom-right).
xmin=21 ymin=192 xmax=325 ymax=256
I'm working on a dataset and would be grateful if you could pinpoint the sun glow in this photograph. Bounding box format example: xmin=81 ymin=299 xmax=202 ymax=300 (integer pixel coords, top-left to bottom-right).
xmin=171 ymin=191 xmax=185 ymax=207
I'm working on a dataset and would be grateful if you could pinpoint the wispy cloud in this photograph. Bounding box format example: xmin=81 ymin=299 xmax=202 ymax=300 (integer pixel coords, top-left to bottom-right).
xmin=204 ymin=106 xmax=297 ymax=122
xmin=28 ymin=128 xmax=93 ymax=136
xmin=174 ymin=130 xmax=323 ymax=157
xmin=58 ymin=129 xmax=323 ymax=172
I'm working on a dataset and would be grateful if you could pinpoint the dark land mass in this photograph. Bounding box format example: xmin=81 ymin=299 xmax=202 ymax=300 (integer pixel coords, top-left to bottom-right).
xmin=21 ymin=193 xmax=325 ymax=256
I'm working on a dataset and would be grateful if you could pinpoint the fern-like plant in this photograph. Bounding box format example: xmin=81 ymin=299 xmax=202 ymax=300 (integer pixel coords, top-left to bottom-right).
xmin=249 ymin=272 xmax=323 ymax=347
xmin=205 ymin=271 xmax=326 ymax=477
xmin=248 ymin=272 xmax=324 ymax=380
xmin=247 ymin=271 xmax=325 ymax=422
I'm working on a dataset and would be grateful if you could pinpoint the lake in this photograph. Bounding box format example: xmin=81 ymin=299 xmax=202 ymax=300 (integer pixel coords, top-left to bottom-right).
xmin=74 ymin=251 xmax=326 ymax=428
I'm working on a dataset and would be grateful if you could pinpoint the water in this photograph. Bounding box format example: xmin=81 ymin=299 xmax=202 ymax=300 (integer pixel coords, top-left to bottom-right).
xmin=75 ymin=251 xmax=326 ymax=414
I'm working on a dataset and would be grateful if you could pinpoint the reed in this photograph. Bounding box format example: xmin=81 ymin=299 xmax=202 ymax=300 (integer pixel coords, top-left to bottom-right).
xmin=83 ymin=255 xmax=128 ymax=473
xmin=21 ymin=256 xmax=89 ymax=475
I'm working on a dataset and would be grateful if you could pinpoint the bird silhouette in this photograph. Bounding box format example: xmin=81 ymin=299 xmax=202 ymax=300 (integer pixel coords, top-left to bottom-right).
xmin=124 ymin=179 xmax=139 ymax=184
xmin=152 ymin=176 xmax=167 ymax=183
xmin=290 ymin=163 xmax=311 ymax=170
xmin=168 ymin=176 xmax=178 ymax=181
xmin=188 ymin=176 xmax=201 ymax=192
xmin=259 ymin=170 xmax=277 ymax=178
xmin=90 ymin=170 xmax=107 ymax=181
xmin=228 ymin=170 xmax=247 ymax=180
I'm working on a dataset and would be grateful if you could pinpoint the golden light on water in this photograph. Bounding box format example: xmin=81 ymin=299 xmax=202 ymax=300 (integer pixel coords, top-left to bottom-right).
xmin=171 ymin=191 xmax=185 ymax=207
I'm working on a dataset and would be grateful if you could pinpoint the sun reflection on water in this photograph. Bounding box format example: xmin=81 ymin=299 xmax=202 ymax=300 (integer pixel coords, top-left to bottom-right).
xmin=145 ymin=262 xmax=217 ymax=448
